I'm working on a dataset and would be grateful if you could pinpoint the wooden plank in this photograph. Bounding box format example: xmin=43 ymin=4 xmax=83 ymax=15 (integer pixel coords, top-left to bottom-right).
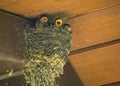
xmin=0 ymin=0 xmax=119 ymax=18
xmin=69 ymin=43 xmax=120 ymax=86
xmin=102 ymin=81 xmax=120 ymax=86
xmin=60 ymin=62 xmax=84 ymax=86
xmin=69 ymin=4 xmax=120 ymax=50
xmin=0 ymin=11 xmax=29 ymax=72
xmin=0 ymin=0 xmax=21 ymax=7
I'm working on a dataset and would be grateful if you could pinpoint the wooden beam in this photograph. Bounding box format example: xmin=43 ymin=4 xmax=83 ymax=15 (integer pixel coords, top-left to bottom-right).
xmin=69 ymin=43 xmax=120 ymax=86
xmin=0 ymin=0 xmax=120 ymax=18
xmin=0 ymin=11 xmax=29 ymax=72
xmin=69 ymin=4 xmax=120 ymax=50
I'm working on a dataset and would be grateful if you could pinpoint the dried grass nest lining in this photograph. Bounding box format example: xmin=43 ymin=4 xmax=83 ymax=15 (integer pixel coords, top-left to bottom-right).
xmin=22 ymin=25 xmax=72 ymax=86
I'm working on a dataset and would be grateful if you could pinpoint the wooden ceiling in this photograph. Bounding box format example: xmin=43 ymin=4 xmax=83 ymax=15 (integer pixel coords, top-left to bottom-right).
xmin=1 ymin=0 xmax=120 ymax=51
xmin=0 ymin=0 xmax=120 ymax=86
xmin=0 ymin=0 xmax=119 ymax=18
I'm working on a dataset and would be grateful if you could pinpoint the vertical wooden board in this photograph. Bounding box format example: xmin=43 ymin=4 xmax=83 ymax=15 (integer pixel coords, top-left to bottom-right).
xmin=0 ymin=75 xmax=25 ymax=86
xmin=0 ymin=0 xmax=119 ymax=18
xmin=0 ymin=11 xmax=29 ymax=72
xmin=69 ymin=43 xmax=120 ymax=86
xmin=60 ymin=62 xmax=84 ymax=86
xmin=69 ymin=4 xmax=120 ymax=50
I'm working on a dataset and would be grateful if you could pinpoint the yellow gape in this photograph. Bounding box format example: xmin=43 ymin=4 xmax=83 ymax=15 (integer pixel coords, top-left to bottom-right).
xmin=40 ymin=16 xmax=48 ymax=23
xmin=55 ymin=18 xmax=63 ymax=27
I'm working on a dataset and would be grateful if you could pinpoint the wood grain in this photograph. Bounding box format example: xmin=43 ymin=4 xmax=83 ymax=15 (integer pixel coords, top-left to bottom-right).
xmin=69 ymin=4 xmax=120 ymax=50
xmin=0 ymin=0 xmax=21 ymax=7
xmin=0 ymin=11 xmax=29 ymax=72
xmin=0 ymin=0 xmax=119 ymax=18
xmin=69 ymin=43 xmax=120 ymax=86
xmin=1 ymin=2 xmax=120 ymax=51
xmin=0 ymin=1 xmax=120 ymax=85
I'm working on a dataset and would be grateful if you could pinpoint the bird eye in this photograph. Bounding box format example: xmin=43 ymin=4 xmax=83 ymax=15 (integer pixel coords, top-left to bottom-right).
xmin=55 ymin=18 xmax=63 ymax=27
xmin=40 ymin=16 xmax=48 ymax=23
